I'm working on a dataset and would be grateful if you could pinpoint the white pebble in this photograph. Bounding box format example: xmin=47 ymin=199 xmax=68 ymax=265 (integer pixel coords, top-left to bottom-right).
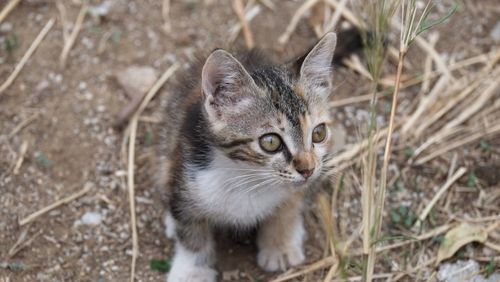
xmin=79 ymin=211 xmax=103 ymax=225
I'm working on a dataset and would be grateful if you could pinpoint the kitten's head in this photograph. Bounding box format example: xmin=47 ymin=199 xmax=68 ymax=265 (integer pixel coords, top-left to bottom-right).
xmin=201 ymin=33 xmax=338 ymax=186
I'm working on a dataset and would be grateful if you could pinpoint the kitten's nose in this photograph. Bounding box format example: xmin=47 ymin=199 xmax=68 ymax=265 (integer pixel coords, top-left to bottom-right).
xmin=297 ymin=168 xmax=314 ymax=180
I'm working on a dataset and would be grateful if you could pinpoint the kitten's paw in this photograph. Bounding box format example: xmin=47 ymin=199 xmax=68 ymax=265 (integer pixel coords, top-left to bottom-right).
xmin=166 ymin=265 xmax=217 ymax=282
xmin=164 ymin=212 xmax=176 ymax=239
xmin=257 ymin=244 xmax=305 ymax=272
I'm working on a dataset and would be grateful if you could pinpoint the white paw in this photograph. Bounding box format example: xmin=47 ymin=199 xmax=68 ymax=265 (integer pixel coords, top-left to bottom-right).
xmin=164 ymin=212 xmax=176 ymax=239
xmin=257 ymin=245 xmax=305 ymax=272
xmin=168 ymin=242 xmax=217 ymax=282
xmin=167 ymin=266 xmax=217 ymax=282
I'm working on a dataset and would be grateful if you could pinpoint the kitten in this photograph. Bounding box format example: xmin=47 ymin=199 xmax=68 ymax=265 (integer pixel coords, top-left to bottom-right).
xmin=157 ymin=31 xmax=357 ymax=282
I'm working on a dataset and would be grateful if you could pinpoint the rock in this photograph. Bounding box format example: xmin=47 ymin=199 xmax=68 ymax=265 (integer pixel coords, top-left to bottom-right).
xmin=490 ymin=21 xmax=500 ymax=43
xmin=437 ymin=260 xmax=500 ymax=282
xmin=0 ymin=22 xmax=13 ymax=32
xmin=115 ymin=66 xmax=158 ymax=98
xmin=35 ymin=80 xmax=50 ymax=92
xmin=77 ymin=211 xmax=103 ymax=226
xmin=88 ymin=0 xmax=114 ymax=18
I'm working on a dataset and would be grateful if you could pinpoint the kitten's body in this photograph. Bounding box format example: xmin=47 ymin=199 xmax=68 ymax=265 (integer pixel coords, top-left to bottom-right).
xmin=158 ymin=32 xmax=358 ymax=282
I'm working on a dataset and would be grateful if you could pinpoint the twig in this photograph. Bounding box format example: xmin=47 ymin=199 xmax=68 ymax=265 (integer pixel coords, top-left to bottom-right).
xmin=415 ymin=167 xmax=466 ymax=228
xmin=113 ymin=92 xmax=148 ymax=130
xmin=323 ymin=0 xmax=347 ymax=34
xmin=56 ymin=0 xmax=70 ymax=42
xmin=393 ymin=257 xmax=436 ymax=281
xmin=269 ymin=256 xmax=336 ymax=282
xmin=0 ymin=0 xmax=21 ymax=24
xmin=411 ymin=127 xmax=463 ymax=163
xmin=127 ymin=117 xmax=138 ymax=282
xmin=324 ymin=0 xmax=362 ymax=28
xmin=232 ymin=0 xmax=255 ymax=49
xmin=416 ymin=123 xmax=500 ymax=164
xmin=413 ymin=78 xmax=476 ymax=138
xmin=325 ymin=126 xmax=390 ymax=169
xmin=447 ymin=153 xmax=458 ymax=180
xmin=8 ymin=113 xmax=39 ymax=139
xmin=7 ymin=226 xmax=30 ymax=257
xmin=229 ymin=5 xmax=261 ymax=43
xmin=485 ymin=241 xmax=500 ymax=253
xmin=351 ymin=224 xmax=454 ymax=256
xmin=323 ymin=259 xmax=339 ymax=282
xmin=329 ymin=93 xmax=376 ymax=108
xmin=402 ymin=75 xmax=449 ymax=135
xmin=13 ymin=140 xmax=28 ymax=175
xmin=420 ymin=32 xmax=439 ymax=93
xmin=162 ymin=0 xmax=171 ymax=33
xmin=97 ymin=30 xmax=113 ymax=54
xmin=377 ymin=223 xmax=452 ymax=253
xmin=365 ymin=48 xmax=407 ymax=282
xmin=0 ymin=18 xmax=55 ymax=95
xmin=342 ymin=55 xmax=373 ymax=80
xmin=60 ymin=3 xmax=87 ymax=68
xmin=332 ymin=273 xmax=394 ymax=281
xmin=125 ymin=63 xmax=179 ymax=282
xmin=8 ymin=229 xmax=43 ymax=259
xmin=278 ymin=0 xmax=319 ymax=45
xmin=444 ymin=73 xmax=500 ymax=129
xmin=19 ymin=183 xmax=92 ymax=226
xmin=258 ymin=0 xmax=274 ymax=10
xmin=414 ymin=36 xmax=455 ymax=81
xmin=459 ymin=214 xmax=500 ymax=223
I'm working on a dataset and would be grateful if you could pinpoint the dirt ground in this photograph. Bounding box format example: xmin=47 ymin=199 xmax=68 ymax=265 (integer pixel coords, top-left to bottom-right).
xmin=1 ymin=0 xmax=499 ymax=281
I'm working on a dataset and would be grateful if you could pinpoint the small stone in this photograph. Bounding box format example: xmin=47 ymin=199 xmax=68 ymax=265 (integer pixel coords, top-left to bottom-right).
xmin=79 ymin=81 xmax=87 ymax=90
xmin=88 ymin=0 xmax=113 ymax=17
xmin=78 ymin=211 xmax=103 ymax=225
xmin=81 ymin=37 xmax=94 ymax=49
xmin=437 ymin=260 xmax=498 ymax=282
xmin=490 ymin=21 xmax=500 ymax=43
xmin=0 ymin=22 xmax=13 ymax=32
xmin=35 ymin=80 xmax=50 ymax=92
xmin=115 ymin=66 xmax=158 ymax=98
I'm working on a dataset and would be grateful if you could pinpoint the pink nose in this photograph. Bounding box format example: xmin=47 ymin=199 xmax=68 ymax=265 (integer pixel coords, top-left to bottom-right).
xmin=297 ymin=168 xmax=314 ymax=180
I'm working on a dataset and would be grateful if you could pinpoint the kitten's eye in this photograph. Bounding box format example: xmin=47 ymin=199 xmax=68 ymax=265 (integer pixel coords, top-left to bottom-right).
xmin=259 ymin=134 xmax=283 ymax=153
xmin=312 ymin=124 xmax=327 ymax=143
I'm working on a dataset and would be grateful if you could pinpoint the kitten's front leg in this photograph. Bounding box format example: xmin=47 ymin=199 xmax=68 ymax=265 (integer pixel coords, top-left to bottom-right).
xmin=257 ymin=193 xmax=306 ymax=272
xmin=167 ymin=218 xmax=217 ymax=282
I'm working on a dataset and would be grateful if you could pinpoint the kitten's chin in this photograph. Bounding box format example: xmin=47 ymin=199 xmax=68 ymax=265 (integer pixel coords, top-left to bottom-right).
xmin=290 ymin=178 xmax=312 ymax=188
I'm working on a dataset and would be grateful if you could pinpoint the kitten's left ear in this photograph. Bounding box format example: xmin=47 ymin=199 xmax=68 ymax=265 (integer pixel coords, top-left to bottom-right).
xmin=300 ymin=32 xmax=337 ymax=93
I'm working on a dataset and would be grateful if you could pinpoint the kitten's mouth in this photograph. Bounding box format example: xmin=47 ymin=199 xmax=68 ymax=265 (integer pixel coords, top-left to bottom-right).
xmin=291 ymin=177 xmax=312 ymax=187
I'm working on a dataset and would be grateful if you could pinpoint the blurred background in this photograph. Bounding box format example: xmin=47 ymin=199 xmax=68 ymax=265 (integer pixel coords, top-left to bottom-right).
xmin=0 ymin=0 xmax=499 ymax=281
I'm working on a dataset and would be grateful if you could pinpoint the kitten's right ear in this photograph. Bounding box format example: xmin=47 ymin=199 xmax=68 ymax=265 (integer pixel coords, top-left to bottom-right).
xmin=201 ymin=49 xmax=258 ymax=119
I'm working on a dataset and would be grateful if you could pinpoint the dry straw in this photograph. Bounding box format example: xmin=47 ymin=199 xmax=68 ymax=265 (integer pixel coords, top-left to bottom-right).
xmin=125 ymin=63 xmax=179 ymax=281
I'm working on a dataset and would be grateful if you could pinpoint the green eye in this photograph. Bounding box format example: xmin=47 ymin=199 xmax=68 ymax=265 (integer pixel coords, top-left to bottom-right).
xmin=259 ymin=134 xmax=283 ymax=153
xmin=312 ymin=124 xmax=327 ymax=143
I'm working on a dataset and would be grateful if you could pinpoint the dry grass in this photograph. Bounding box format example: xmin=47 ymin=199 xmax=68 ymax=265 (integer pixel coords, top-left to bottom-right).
xmin=1 ymin=0 xmax=498 ymax=281
xmin=0 ymin=18 xmax=54 ymax=95
xmin=279 ymin=0 xmax=498 ymax=281
xmin=124 ymin=63 xmax=179 ymax=281
xmin=59 ymin=3 xmax=87 ymax=68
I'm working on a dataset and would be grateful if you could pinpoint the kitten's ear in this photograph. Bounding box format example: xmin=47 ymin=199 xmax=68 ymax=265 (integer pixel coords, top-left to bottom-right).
xmin=202 ymin=49 xmax=258 ymax=119
xmin=300 ymin=32 xmax=337 ymax=92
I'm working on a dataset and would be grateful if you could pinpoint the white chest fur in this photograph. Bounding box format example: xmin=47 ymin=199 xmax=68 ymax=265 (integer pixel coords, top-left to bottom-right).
xmin=187 ymin=151 xmax=290 ymax=226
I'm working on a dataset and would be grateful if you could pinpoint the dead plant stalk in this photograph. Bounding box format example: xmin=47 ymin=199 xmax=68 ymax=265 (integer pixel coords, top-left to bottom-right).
xmin=365 ymin=47 xmax=407 ymax=282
